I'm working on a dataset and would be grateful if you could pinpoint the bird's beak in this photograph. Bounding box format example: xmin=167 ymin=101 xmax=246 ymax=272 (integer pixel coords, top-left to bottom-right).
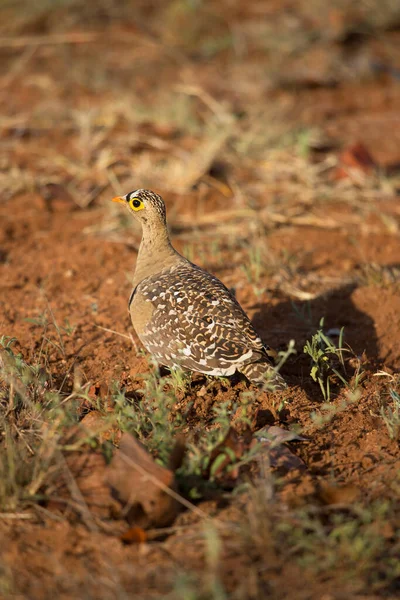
xmin=112 ymin=196 xmax=125 ymax=204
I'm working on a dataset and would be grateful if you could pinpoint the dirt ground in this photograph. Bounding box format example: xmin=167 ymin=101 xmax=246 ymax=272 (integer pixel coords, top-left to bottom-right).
xmin=1 ymin=1 xmax=400 ymax=599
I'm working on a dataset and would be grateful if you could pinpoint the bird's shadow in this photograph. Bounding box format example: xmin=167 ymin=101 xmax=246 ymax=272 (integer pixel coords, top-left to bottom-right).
xmin=250 ymin=281 xmax=381 ymax=390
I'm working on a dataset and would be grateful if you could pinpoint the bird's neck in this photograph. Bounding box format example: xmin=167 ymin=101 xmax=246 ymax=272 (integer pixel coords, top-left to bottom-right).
xmin=132 ymin=222 xmax=180 ymax=287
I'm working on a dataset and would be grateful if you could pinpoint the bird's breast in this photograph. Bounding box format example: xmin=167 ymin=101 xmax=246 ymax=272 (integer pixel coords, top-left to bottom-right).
xmin=129 ymin=291 xmax=155 ymax=336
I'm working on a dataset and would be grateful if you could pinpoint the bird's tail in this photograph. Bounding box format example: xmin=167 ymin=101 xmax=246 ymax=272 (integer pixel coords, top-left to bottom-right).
xmin=240 ymin=361 xmax=287 ymax=391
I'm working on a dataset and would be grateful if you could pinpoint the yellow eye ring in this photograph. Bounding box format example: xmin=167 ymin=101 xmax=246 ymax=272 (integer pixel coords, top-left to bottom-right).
xmin=129 ymin=197 xmax=144 ymax=211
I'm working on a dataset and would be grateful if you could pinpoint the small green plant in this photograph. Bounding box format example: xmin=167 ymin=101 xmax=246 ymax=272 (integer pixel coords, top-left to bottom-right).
xmin=304 ymin=318 xmax=348 ymax=400
xmin=380 ymin=389 xmax=400 ymax=440
xmin=62 ymin=318 xmax=77 ymax=336
xmin=111 ymin=378 xmax=178 ymax=466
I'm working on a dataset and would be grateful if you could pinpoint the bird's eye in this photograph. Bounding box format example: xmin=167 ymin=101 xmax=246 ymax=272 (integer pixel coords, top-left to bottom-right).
xmin=129 ymin=197 xmax=144 ymax=211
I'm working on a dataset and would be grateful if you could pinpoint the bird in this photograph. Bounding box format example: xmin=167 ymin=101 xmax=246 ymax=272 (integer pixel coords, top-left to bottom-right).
xmin=112 ymin=189 xmax=287 ymax=390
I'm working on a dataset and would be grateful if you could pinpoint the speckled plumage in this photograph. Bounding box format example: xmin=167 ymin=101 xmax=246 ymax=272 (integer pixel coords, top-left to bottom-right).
xmin=113 ymin=189 xmax=286 ymax=390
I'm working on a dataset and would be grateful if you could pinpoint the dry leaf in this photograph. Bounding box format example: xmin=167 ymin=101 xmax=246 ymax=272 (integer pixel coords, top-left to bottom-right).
xmin=335 ymin=142 xmax=377 ymax=180
xmin=106 ymin=434 xmax=181 ymax=529
xmin=48 ymin=450 xmax=117 ymax=520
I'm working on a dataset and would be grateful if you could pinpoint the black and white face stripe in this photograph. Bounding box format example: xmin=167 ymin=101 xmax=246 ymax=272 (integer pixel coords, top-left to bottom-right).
xmin=125 ymin=189 xmax=167 ymax=222
xmin=126 ymin=190 xmax=139 ymax=202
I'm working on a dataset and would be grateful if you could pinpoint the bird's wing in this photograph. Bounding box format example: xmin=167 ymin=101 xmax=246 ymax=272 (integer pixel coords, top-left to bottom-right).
xmin=136 ymin=262 xmax=272 ymax=372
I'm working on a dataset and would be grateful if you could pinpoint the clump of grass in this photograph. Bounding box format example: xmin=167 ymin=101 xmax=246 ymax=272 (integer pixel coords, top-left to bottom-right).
xmin=245 ymin=473 xmax=400 ymax=595
xmin=0 ymin=338 xmax=54 ymax=510
xmin=110 ymin=371 xmax=186 ymax=466
xmin=304 ymin=318 xmax=350 ymax=400
xmin=276 ymin=499 xmax=400 ymax=592
xmin=0 ymin=335 xmax=47 ymax=415
xmin=0 ymin=336 xmax=100 ymax=512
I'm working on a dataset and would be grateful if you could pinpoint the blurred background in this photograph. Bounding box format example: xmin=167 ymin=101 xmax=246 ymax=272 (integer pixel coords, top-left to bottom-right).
xmin=2 ymin=0 xmax=400 ymax=210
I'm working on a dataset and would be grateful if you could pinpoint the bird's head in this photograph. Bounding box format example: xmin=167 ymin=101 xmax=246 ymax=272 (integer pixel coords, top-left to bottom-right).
xmin=112 ymin=189 xmax=167 ymax=225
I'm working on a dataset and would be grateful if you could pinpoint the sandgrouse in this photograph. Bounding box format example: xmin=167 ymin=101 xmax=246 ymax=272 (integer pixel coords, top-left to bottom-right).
xmin=112 ymin=189 xmax=286 ymax=390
